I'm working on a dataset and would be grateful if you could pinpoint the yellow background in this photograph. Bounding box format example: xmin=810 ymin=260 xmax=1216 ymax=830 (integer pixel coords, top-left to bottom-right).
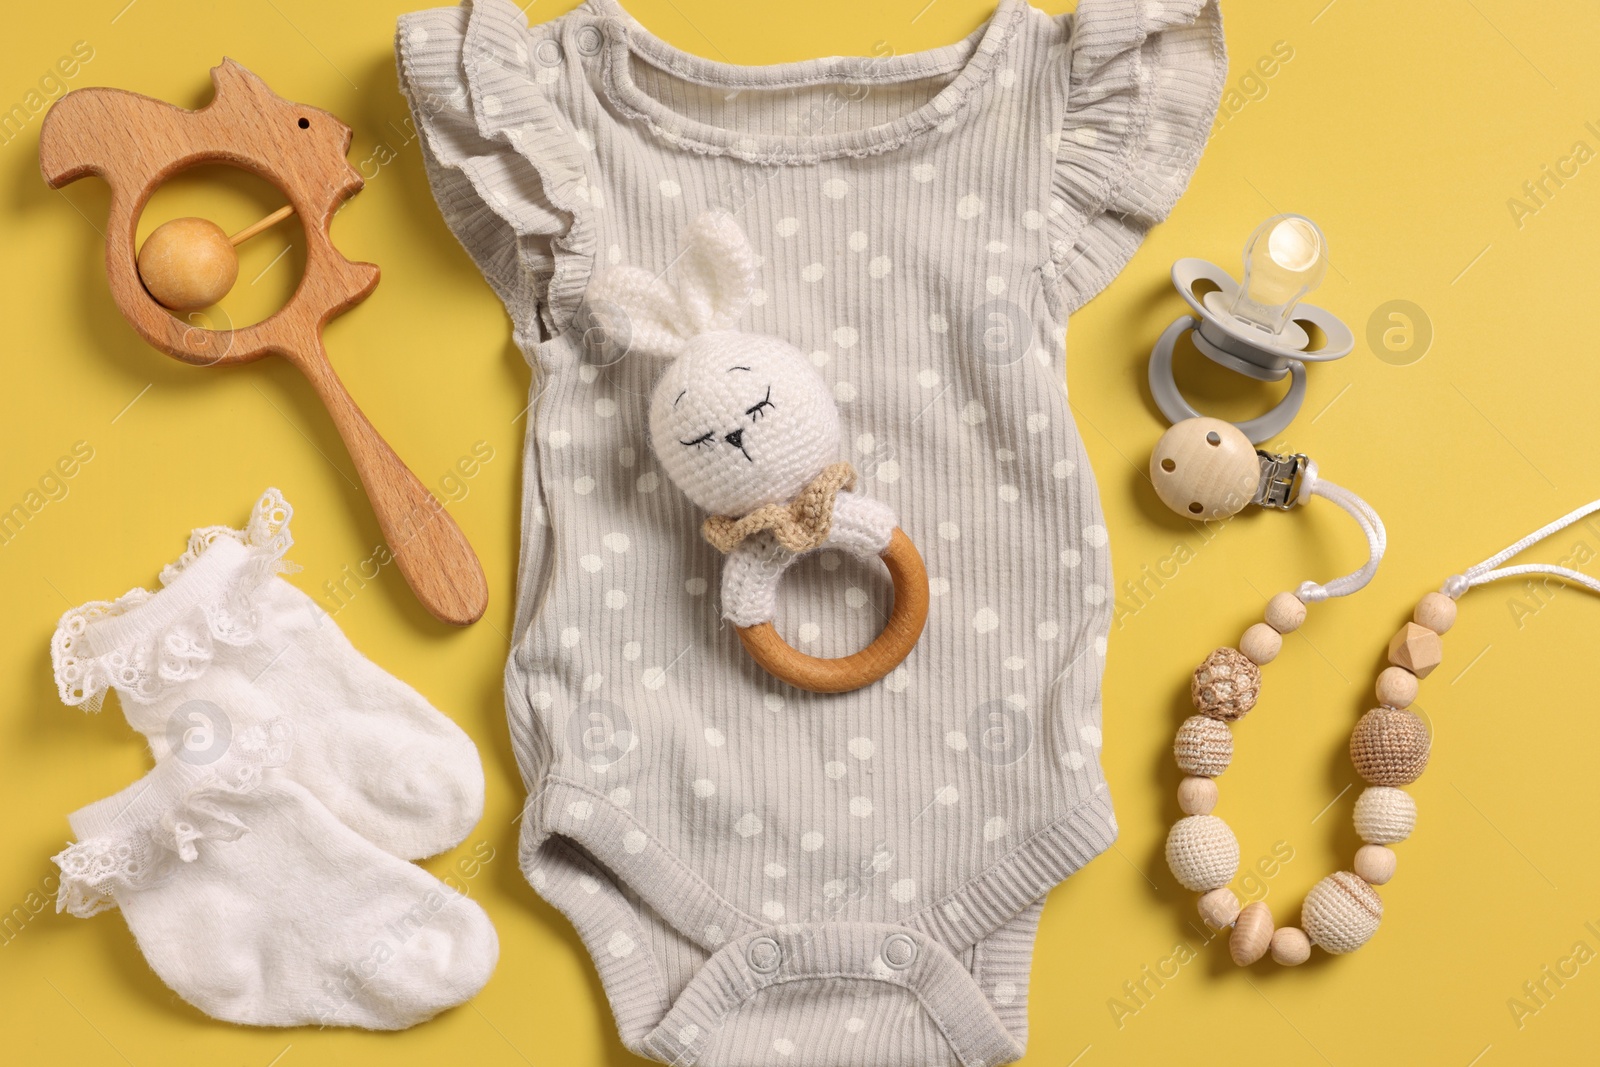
xmin=3 ymin=1 xmax=1598 ymax=1064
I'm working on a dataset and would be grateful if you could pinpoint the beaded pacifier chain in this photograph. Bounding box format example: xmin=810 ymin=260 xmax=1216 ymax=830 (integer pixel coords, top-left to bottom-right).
xmin=1166 ymin=499 xmax=1600 ymax=965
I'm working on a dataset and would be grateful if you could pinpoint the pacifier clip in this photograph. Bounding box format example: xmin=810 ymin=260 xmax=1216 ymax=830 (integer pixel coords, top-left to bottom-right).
xmin=1165 ymin=497 xmax=1600 ymax=966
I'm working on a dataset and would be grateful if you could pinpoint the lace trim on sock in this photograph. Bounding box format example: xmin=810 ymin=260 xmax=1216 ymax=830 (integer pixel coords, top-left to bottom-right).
xmin=157 ymin=488 xmax=298 ymax=586
xmin=53 ymin=719 xmax=293 ymax=918
xmin=51 ymin=490 xmax=299 ymax=710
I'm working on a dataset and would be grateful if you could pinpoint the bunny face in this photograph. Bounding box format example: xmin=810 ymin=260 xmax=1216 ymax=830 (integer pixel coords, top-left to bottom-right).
xmin=649 ymin=331 xmax=840 ymax=517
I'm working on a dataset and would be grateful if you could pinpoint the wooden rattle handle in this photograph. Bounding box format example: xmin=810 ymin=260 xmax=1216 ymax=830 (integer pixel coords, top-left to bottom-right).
xmin=736 ymin=528 xmax=929 ymax=693
xmin=296 ymin=345 xmax=488 ymax=626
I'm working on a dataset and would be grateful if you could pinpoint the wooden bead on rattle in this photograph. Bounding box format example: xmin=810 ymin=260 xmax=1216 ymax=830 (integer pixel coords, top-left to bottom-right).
xmin=138 ymin=204 xmax=294 ymax=310
xmin=1149 ymin=417 xmax=1259 ymax=520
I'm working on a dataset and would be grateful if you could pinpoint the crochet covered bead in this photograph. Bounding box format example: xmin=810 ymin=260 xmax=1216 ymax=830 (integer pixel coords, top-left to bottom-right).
xmin=1165 ymin=815 xmax=1240 ymax=891
xmin=1353 ymin=786 xmax=1417 ymax=844
xmin=1349 ymin=707 xmax=1431 ymax=785
xmin=1191 ymin=648 xmax=1261 ymax=722
xmin=1174 ymin=715 xmax=1232 ymax=777
xmin=1301 ymin=871 xmax=1382 ymax=954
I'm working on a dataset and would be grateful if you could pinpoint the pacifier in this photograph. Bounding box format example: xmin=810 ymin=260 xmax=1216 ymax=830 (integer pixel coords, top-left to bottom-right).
xmin=1145 ymin=217 xmax=1384 ymax=605
xmin=1148 ymin=214 xmax=1353 ymax=444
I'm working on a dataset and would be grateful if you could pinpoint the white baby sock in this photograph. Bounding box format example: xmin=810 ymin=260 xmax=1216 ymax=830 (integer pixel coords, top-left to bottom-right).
xmin=51 ymin=489 xmax=484 ymax=861
xmin=54 ymin=728 xmax=498 ymax=1029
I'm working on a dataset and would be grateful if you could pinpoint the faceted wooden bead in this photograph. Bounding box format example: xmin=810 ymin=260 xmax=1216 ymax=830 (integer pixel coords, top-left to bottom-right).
xmin=1240 ymin=623 xmax=1283 ymax=665
xmin=1198 ymin=886 xmax=1241 ymax=929
xmin=1353 ymin=786 xmax=1417 ymax=844
xmin=1191 ymin=648 xmax=1261 ymax=722
xmin=1165 ymin=815 xmax=1240 ymax=891
xmin=1230 ymin=901 xmax=1274 ymax=965
xmin=1302 ymin=871 xmax=1382 ymax=954
xmin=1388 ymin=621 xmax=1443 ymax=678
xmin=1174 ymin=716 xmax=1232 ymax=777
xmin=1349 ymin=707 xmax=1431 ymax=785
xmin=1178 ymin=775 xmax=1219 ymax=815
xmin=1270 ymin=926 xmax=1312 ymax=966
xmin=1264 ymin=592 xmax=1307 ymax=634
xmin=1355 ymin=844 xmax=1397 ymax=886
xmin=1414 ymin=591 xmax=1457 ymax=635
xmin=1375 ymin=666 xmax=1419 ymax=709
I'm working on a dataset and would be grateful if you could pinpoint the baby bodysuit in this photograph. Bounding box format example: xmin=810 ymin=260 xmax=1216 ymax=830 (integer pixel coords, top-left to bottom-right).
xmin=397 ymin=1 xmax=1223 ymax=1063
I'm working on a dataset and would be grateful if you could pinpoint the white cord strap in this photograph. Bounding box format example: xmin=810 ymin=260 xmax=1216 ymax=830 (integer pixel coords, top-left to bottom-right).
xmin=1294 ymin=460 xmax=1387 ymax=603
xmin=1443 ymin=498 xmax=1600 ymax=599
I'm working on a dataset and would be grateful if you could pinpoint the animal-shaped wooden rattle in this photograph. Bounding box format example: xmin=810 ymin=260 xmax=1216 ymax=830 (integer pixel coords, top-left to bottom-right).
xmin=589 ymin=211 xmax=930 ymax=693
xmin=38 ymin=60 xmax=487 ymax=626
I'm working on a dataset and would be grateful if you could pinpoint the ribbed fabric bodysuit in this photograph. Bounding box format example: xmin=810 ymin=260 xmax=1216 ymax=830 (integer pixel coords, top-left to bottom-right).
xmin=397 ymin=1 xmax=1224 ymax=1062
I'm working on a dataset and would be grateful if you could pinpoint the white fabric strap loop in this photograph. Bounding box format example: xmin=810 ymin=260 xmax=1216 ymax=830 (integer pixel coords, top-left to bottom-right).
xmin=1293 ymin=460 xmax=1387 ymax=603
xmin=1447 ymin=498 xmax=1600 ymax=598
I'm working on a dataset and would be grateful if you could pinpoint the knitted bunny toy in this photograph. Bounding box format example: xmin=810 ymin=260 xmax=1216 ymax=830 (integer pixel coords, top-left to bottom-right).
xmin=587 ymin=211 xmax=927 ymax=692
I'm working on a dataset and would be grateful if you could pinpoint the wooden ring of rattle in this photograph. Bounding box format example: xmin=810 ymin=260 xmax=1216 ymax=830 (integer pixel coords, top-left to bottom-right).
xmin=735 ymin=528 xmax=929 ymax=694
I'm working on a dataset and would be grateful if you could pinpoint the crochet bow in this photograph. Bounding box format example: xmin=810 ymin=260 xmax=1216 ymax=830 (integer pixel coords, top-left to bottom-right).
xmin=701 ymin=463 xmax=856 ymax=555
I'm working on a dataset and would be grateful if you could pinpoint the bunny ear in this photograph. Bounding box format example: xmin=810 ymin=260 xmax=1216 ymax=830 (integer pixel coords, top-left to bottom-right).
xmin=583 ymin=265 xmax=689 ymax=359
xmin=582 ymin=211 xmax=757 ymax=356
xmin=673 ymin=210 xmax=756 ymax=335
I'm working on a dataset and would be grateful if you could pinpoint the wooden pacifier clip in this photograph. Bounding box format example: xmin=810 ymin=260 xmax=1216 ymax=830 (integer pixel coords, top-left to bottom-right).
xmin=1167 ymin=498 xmax=1600 ymax=965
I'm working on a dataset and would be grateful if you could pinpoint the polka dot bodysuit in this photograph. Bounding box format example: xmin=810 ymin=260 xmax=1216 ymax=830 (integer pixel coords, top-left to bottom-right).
xmin=397 ymin=0 xmax=1224 ymax=1062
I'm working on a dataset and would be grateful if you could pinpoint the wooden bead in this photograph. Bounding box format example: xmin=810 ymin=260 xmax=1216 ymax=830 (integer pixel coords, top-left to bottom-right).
xmin=1353 ymin=786 xmax=1417 ymax=844
xmin=137 ymin=217 xmax=238 ymax=310
xmin=1354 ymin=844 xmax=1397 ymax=886
xmin=1349 ymin=707 xmax=1431 ymax=785
xmin=1264 ymin=592 xmax=1307 ymax=634
xmin=1178 ymin=775 xmax=1219 ymax=815
xmin=1191 ymin=648 xmax=1261 ymax=722
xmin=1150 ymin=417 xmax=1260 ymax=520
xmin=1413 ymin=591 xmax=1457 ymax=635
xmin=1240 ymin=623 xmax=1282 ymax=665
xmin=1269 ymin=926 xmax=1312 ymax=966
xmin=1198 ymin=886 xmax=1241 ymax=929
xmin=1302 ymin=871 xmax=1382 ymax=954
xmin=1174 ymin=716 xmax=1232 ymax=777
xmin=1229 ymin=901 xmax=1274 ymax=965
xmin=1374 ymin=666 xmax=1418 ymax=709
xmin=1388 ymin=621 xmax=1443 ymax=678
xmin=1165 ymin=815 xmax=1240 ymax=891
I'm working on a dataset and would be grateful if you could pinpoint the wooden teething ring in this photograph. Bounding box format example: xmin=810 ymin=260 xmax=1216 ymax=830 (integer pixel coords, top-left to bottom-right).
xmin=735 ymin=528 xmax=929 ymax=694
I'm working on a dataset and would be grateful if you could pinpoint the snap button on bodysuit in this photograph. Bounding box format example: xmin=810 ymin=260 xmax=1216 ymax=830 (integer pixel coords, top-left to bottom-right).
xmin=880 ymin=933 xmax=918 ymax=970
xmin=746 ymin=936 xmax=782 ymax=974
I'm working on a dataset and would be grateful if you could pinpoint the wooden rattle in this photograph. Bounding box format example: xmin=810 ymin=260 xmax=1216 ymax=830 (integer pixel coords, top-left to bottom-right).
xmin=38 ymin=60 xmax=488 ymax=626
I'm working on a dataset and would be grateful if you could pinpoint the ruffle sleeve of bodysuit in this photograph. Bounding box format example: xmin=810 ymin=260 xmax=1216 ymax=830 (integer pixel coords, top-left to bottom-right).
xmin=1044 ymin=0 xmax=1225 ymax=317
xmin=396 ymin=0 xmax=596 ymax=339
